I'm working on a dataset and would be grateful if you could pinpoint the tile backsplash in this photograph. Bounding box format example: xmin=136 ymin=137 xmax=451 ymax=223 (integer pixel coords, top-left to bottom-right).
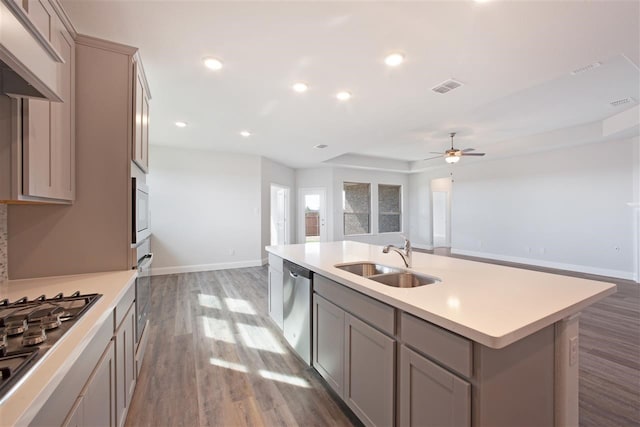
xmin=0 ymin=204 xmax=6 ymax=282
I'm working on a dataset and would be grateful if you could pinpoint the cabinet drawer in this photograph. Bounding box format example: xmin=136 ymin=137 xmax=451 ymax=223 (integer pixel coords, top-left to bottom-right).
xmin=114 ymin=284 xmax=135 ymax=331
xmin=268 ymin=253 xmax=283 ymax=273
xmin=400 ymin=312 xmax=473 ymax=378
xmin=315 ymin=275 xmax=395 ymax=336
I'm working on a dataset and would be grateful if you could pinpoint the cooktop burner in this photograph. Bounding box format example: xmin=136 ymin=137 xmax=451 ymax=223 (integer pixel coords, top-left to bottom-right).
xmin=0 ymin=292 xmax=102 ymax=401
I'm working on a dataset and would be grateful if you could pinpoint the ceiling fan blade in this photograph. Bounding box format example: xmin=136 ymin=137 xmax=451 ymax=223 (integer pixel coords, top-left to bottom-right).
xmin=460 ymin=152 xmax=486 ymax=156
xmin=428 ymin=151 xmax=443 ymax=155
xmin=461 ymin=148 xmax=475 ymax=152
xmin=422 ymin=155 xmax=443 ymax=161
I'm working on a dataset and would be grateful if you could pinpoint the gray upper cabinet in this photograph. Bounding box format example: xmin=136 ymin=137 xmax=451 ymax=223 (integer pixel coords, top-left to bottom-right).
xmin=344 ymin=313 xmax=395 ymax=427
xmin=0 ymin=0 xmax=75 ymax=204
xmin=132 ymin=58 xmax=150 ymax=173
xmin=313 ymin=294 xmax=345 ymax=397
xmin=399 ymin=345 xmax=470 ymax=427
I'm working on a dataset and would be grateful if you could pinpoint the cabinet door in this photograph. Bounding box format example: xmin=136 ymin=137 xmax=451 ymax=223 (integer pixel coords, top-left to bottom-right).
xmin=400 ymin=345 xmax=470 ymax=427
xmin=61 ymin=397 xmax=84 ymax=427
xmin=313 ymin=294 xmax=345 ymax=397
xmin=268 ymin=267 xmax=284 ymax=329
xmin=115 ymin=303 xmax=137 ymax=427
xmin=344 ymin=313 xmax=394 ymax=427
xmin=132 ymin=63 xmax=149 ymax=173
xmin=21 ymin=10 xmax=74 ymax=201
xmin=83 ymin=341 xmax=117 ymax=427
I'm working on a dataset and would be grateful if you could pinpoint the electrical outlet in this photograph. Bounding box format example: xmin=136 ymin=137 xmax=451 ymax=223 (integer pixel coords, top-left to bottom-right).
xmin=525 ymin=246 xmax=531 ymax=254
xmin=229 ymin=249 xmax=235 ymax=255
xmin=614 ymin=246 xmax=621 ymax=253
xmin=569 ymin=337 xmax=578 ymax=366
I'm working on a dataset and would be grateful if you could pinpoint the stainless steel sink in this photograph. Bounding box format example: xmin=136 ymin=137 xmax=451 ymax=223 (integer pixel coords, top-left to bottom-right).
xmin=368 ymin=272 xmax=440 ymax=288
xmin=334 ymin=262 xmax=440 ymax=288
xmin=335 ymin=262 xmax=403 ymax=277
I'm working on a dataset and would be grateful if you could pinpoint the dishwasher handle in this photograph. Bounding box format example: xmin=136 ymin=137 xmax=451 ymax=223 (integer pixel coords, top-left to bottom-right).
xmin=283 ymin=260 xmax=312 ymax=280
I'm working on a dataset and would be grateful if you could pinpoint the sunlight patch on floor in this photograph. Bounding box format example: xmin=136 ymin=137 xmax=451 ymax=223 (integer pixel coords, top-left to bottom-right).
xmin=258 ymin=369 xmax=311 ymax=388
xmin=198 ymin=293 xmax=222 ymax=309
xmin=209 ymin=357 xmax=249 ymax=373
xmin=224 ymin=297 xmax=257 ymax=315
xmin=200 ymin=316 xmax=236 ymax=343
xmin=236 ymin=323 xmax=286 ymax=354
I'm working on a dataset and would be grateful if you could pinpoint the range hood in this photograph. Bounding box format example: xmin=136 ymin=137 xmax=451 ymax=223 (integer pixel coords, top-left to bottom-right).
xmin=0 ymin=0 xmax=63 ymax=101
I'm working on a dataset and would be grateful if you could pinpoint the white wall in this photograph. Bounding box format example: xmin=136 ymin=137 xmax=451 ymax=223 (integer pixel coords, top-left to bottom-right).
xmin=148 ymin=146 xmax=263 ymax=275
xmin=261 ymin=158 xmax=296 ymax=259
xmin=333 ymin=168 xmax=409 ymax=247
xmin=410 ymin=138 xmax=638 ymax=280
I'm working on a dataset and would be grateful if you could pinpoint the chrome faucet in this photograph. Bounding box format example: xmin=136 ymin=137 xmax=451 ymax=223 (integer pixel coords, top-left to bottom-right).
xmin=383 ymin=237 xmax=412 ymax=268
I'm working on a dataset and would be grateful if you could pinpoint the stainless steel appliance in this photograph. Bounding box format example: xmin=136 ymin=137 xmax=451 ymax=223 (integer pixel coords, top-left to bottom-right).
xmin=135 ymin=238 xmax=152 ymax=345
xmin=132 ymin=177 xmax=150 ymax=246
xmin=283 ymin=260 xmax=312 ymax=365
xmin=0 ymin=292 xmax=102 ymax=401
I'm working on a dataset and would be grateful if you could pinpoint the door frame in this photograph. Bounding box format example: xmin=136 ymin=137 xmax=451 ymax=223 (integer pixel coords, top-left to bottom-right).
xmin=270 ymin=184 xmax=290 ymax=245
xmin=430 ymin=177 xmax=452 ymax=249
xmin=298 ymin=187 xmax=327 ymax=243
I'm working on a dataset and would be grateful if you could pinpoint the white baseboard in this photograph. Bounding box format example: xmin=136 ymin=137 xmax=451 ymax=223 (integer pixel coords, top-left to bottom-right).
xmin=151 ymin=259 xmax=264 ymax=276
xmin=412 ymin=243 xmax=434 ymax=251
xmin=451 ymin=248 xmax=636 ymax=281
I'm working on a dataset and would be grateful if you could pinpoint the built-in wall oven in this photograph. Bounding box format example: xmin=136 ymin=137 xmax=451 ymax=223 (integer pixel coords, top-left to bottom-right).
xmin=135 ymin=238 xmax=153 ymax=345
xmin=132 ymin=177 xmax=150 ymax=246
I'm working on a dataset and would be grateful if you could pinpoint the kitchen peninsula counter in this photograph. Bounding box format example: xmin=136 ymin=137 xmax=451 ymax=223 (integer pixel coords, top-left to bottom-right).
xmin=266 ymin=241 xmax=615 ymax=349
xmin=0 ymin=270 xmax=137 ymax=426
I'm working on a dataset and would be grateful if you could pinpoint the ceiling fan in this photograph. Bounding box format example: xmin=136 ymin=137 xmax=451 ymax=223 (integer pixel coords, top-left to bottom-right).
xmin=424 ymin=132 xmax=486 ymax=164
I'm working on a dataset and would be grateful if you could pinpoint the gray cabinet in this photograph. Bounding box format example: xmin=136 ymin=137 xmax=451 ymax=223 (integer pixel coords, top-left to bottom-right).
xmin=344 ymin=313 xmax=395 ymax=427
xmin=399 ymin=345 xmax=470 ymax=427
xmin=0 ymin=0 xmax=75 ymax=204
xmin=115 ymin=302 xmax=136 ymax=427
xmin=313 ymin=294 xmax=345 ymax=396
xmin=312 ymin=276 xmax=395 ymax=427
xmin=63 ymin=340 xmax=117 ymax=427
xmin=268 ymin=254 xmax=284 ymax=330
xmin=132 ymin=59 xmax=150 ymax=173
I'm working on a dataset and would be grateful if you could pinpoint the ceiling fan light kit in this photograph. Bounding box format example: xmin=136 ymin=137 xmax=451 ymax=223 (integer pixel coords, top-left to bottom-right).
xmin=424 ymin=132 xmax=486 ymax=163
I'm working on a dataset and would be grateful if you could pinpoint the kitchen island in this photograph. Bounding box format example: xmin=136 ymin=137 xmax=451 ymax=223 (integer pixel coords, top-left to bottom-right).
xmin=266 ymin=241 xmax=616 ymax=427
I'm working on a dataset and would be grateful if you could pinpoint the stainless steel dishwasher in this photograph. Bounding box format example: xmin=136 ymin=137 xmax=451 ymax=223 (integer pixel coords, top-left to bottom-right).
xmin=283 ymin=260 xmax=313 ymax=365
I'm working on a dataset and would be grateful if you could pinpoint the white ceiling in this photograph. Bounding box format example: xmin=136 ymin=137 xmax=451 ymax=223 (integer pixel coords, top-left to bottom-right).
xmin=62 ymin=0 xmax=640 ymax=171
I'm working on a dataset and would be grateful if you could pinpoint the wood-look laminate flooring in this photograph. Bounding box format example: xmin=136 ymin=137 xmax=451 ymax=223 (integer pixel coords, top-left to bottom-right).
xmin=126 ymin=267 xmax=360 ymax=427
xmin=126 ymin=259 xmax=639 ymax=427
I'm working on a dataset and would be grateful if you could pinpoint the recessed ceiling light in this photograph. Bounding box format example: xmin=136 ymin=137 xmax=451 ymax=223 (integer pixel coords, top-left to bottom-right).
xmin=240 ymin=130 xmax=252 ymax=137
xmin=336 ymin=91 xmax=352 ymax=101
xmin=203 ymin=57 xmax=223 ymax=71
xmin=314 ymin=144 xmax=328 ymax=149
xmin=384 ymin=53 xmax=405 ymax=67
xmin=292 ymin=82 xmax=309 ymax=93
xmin=175 ymin=121 xmax=187 ymax=128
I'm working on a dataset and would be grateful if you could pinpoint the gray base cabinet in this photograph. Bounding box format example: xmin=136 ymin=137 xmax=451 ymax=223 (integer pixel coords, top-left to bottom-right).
xmin=400 ymin=345 xmax=470 ymax=427
xmin=344 ymin=313 xmax=395 ymax=427
xmin=313 ymin=294 xmax=345 ymax=396
xmin=115 ymin=302 xmax=137 ymax=427
xmin=268 ymin=254 xmax=284 ymax=330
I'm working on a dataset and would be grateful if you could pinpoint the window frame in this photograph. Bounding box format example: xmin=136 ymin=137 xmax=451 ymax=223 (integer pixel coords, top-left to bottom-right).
xmin=377 ymin=184 xmax=402 ymax=234
xmin=342 ymin=181 xmax=372 ymax=236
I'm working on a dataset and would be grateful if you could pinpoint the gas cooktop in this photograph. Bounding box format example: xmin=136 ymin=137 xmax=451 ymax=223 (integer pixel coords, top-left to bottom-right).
xmin=0 ymin=292 xmax=102 ymax=401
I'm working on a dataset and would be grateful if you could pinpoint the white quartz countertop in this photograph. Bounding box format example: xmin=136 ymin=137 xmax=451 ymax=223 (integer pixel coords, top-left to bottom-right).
xmin=266 ymin=241 xmax=616 ymax=349
xmin=0 ymin=270 xmax=137 ymax=427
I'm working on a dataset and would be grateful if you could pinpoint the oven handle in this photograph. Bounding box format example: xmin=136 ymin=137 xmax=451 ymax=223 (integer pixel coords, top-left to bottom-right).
xmin=138 ymin=252 xmax=154 ymax=269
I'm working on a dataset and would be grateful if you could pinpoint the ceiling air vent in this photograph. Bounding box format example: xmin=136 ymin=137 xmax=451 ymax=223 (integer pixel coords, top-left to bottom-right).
xmin=431 ymin=79 xmax=463 ymax=94
xmin=570 ymin=61 xmax=602 ymax=75
xmin=609 ymin=97 xmax=636 ymax=107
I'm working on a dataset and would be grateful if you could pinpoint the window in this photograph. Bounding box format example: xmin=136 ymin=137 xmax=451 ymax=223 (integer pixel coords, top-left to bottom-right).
xmin=378 ymin=184 xmax=401 ymax=233
xmin=343 ymin=182 xmax=371 ymax=235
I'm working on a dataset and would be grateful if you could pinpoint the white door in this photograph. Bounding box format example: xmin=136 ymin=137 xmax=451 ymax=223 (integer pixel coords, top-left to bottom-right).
xmin=270 ymin=185 xmax=289 ymax=245
xmin=431 ymin=177 xmax=452 ymax=248
xmin=299 ymin=188 xmax=327 ymax=243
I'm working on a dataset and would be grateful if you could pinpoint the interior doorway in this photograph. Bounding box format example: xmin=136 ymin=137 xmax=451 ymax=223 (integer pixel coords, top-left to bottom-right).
xmin=431 ymin=177 xmax=452 ymax=249
xmin=270 ymin=184 xmax=290 ymax=246
xmin=299 ymin=188 xmax=327 ymax=243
